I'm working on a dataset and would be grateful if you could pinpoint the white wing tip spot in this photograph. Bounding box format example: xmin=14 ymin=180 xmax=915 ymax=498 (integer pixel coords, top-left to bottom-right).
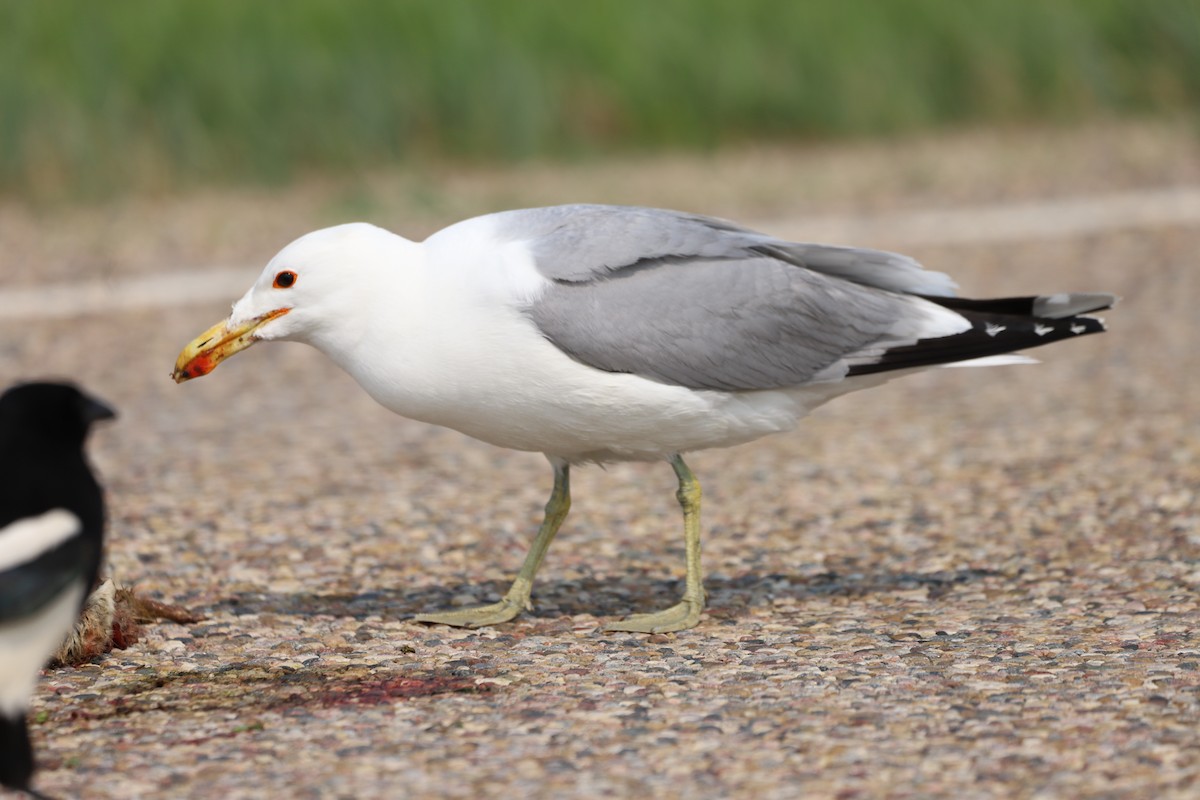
xmin=1070 ymin=323 xmax=1086 ymax=334
xmin=1033 ymin=323 xmax=1053 ymax=337
xmin=985 ymin=322 xmax=1006 ymax=337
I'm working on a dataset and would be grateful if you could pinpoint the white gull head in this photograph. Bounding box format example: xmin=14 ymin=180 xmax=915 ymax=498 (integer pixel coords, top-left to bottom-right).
xmin=228 ymin=222 xmax=420 ymax=348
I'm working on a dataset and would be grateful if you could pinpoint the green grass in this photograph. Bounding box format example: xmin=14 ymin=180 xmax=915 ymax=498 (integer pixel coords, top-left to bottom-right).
xmin=1 ymin=0 xmax=1197 ymax=198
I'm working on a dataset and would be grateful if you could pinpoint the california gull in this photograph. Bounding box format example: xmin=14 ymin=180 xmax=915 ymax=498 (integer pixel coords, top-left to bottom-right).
xmin=173 ymin=204 xmax=1113 ymax=633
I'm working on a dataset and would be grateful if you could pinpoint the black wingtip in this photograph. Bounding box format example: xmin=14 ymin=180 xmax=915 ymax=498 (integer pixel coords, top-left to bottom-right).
xmin=847 ymin=296 xmax=1110 ymax=377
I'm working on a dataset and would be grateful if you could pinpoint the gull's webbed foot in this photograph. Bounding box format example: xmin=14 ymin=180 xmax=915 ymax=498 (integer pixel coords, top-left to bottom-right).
xmin=412 ymin=595 xmax=527 ymax=629
xmin=603 ymin=595 xmax=704 ymax=634
xmin=602 ymin=454 xmax=707 ymax=634
xmin=414 ymin=460 xmax=571 ymax=630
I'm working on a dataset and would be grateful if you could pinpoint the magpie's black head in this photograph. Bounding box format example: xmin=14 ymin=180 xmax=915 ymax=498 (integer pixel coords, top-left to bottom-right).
xmin=0 ymin=382 xmax=116 ymax=450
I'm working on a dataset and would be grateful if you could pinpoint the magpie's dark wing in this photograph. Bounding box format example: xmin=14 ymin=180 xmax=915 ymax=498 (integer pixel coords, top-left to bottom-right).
xmin=0 ymin=510 xmax=95 ymax=622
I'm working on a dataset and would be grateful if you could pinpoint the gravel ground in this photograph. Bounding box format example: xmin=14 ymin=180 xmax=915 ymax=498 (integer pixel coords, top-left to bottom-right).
xmin=3 ymin=122 xmax=1198 ymax=799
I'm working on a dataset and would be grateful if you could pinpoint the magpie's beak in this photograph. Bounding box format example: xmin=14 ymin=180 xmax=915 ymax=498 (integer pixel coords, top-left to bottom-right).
xmin=81 ymin=394 xmax=117 ymax=424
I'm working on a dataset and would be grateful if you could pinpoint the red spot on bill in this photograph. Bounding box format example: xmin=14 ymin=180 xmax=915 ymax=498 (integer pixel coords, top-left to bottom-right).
xmin=184 ymin=356 xmax=215 ymax=378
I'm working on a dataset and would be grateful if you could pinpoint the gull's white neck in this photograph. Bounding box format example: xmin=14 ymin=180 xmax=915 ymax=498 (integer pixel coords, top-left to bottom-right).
xmin=302 ymin=220 xmax=555 ymax=438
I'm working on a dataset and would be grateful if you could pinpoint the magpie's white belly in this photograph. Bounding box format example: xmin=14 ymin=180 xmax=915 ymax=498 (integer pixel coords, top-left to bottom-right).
xmin=0 ymin=583 xmax=85 ymax=717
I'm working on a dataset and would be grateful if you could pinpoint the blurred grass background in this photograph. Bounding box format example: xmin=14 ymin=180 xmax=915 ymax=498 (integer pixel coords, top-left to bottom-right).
xmin=1 ymin=0 xmax=1197 ymax=199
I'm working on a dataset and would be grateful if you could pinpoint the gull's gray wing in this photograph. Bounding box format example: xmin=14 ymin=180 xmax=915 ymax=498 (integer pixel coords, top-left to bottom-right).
xmin=501 ymin=205 xmax=946 ymax=391
xmin=493 ymin=203 xmax=958 ymax=295
xmin=526 ymin=250 xmax=924 ymax=391
xmin=509 ymin=205 xmax=1110 ymax=392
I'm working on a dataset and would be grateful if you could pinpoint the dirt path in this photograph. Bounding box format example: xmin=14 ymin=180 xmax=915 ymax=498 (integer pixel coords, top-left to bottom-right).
xmin=3 ymin=122 xmax=1198 ymax=799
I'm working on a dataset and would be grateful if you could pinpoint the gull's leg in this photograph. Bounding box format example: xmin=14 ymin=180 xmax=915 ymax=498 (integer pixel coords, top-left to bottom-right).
xmin=605 ymin=454 xmax=705 ymax=634
xmin=414 ymin=459 xmax=571 ymax=628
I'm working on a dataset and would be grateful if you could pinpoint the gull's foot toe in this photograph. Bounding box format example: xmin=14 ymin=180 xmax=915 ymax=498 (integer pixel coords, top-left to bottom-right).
xmin=413 ymin=597 xmax=525 ymax=628
xmin=603 ymin=598 xmax=703 ymax=634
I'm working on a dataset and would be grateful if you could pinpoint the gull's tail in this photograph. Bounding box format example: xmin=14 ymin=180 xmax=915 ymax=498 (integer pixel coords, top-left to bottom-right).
xmin=847 ymin=292 xmax=1116 ymax=375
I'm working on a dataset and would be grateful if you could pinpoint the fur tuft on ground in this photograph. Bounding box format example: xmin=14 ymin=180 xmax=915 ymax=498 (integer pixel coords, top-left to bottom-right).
xmin=52 ymin=580 xmax=203 ymax=667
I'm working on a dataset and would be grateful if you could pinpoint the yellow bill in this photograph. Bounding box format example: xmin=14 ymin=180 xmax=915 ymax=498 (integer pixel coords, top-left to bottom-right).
xmin=172 ymin=309 xmax=290 ymax=383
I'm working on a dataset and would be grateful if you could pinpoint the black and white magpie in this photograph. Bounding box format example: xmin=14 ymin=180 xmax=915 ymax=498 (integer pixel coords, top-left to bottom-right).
xmin=0 ymin=382 xmax=114 ymax=799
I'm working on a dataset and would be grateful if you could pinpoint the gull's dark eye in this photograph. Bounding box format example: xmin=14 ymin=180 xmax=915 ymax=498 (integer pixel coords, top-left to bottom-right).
xmin=273 ymin=270 xmax=297 ymax=289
